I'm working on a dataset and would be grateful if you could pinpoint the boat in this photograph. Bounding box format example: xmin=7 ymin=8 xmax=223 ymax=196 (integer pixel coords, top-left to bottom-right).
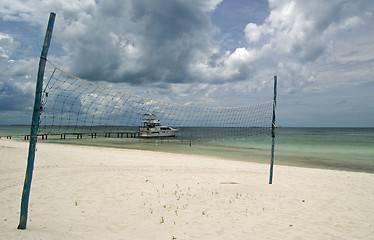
xmin=139 ymin=114 xmax=178 ymax=138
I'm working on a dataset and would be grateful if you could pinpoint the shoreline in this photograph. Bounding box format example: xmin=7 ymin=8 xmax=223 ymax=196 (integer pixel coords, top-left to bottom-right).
xmin=6 ymin=135 xmax=374 ymax=174
xmin=1 ymin=138 xmax=374 ymax=239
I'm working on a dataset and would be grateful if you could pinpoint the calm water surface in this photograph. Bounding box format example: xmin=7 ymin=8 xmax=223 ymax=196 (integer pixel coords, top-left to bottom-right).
xmin=1 ymin=126 xmax=373 ymax=173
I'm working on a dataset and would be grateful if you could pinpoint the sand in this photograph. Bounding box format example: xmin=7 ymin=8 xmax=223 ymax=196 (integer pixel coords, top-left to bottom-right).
xmin=1 ymin=139 xmax=374 ymax=240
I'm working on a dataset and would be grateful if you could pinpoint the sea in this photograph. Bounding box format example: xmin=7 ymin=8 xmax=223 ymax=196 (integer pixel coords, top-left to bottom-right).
xmin=1 ymin=126 xmax=373 ymax=173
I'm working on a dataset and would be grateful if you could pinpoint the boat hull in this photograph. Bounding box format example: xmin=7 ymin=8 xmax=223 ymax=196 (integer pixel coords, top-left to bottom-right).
xmin=139 ymin=127 xmax=178 ymax=138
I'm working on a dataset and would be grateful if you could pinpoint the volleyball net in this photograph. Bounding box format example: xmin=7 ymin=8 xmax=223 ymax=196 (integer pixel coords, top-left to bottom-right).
xmin=39 ymin=61 xmax=274 ymax=140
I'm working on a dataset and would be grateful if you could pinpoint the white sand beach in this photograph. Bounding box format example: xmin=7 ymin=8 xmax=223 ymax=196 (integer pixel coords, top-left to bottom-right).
xmin=1 ymin=139 xmax=374 ymax=239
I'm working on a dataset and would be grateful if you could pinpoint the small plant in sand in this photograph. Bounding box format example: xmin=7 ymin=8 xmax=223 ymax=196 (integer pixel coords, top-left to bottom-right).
xmin=236 ymin=192 xmax=243 ymax=199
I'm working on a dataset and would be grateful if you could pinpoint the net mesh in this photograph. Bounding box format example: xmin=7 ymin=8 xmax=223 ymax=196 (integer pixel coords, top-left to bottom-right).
xmin=39 ymin=61 xmax=274 ymax=140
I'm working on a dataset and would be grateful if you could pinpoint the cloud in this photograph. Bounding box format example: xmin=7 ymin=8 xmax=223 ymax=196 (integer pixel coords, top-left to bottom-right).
xmin=0 ymin=78 xmax=31 ymax=111
xmin=0 ymin=0 xmax=373 ymax=127
xmin=0 ymin=33 xmax=38 ymax=123
xmin=244 ymin=23 xmax=263 ymax=43
xmin=1 ymin=0 xmax=371 ymax=90
xmin=185 ymin=0 xmax=374 ymax=97
xmin=238 ymin=0 xmax=373 ymax=93
xmin=0 ymin=0 xmax=268 ymax=90
xmin=51 ymin=0 xmax=221 ymax=86
xmin=0 ymin=33 xmax=18 ymax=59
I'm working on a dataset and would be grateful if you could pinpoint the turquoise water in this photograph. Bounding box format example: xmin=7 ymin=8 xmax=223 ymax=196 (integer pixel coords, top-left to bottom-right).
xmin=1 ymin=126 xmax=373 ymax=173
xmin=274 ymin=128 xmax=374 ymax=172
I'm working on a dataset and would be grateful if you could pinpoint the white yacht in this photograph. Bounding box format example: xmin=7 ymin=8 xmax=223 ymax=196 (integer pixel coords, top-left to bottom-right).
xmin=139 ymin=114 xmax=178 ymax=138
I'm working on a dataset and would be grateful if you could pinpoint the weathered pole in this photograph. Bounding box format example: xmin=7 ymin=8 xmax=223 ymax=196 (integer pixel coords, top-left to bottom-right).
xmin=269 ymin=76 xmax=277 ymax=184
xmin=18 ymin=12 xmax=56 ymax=230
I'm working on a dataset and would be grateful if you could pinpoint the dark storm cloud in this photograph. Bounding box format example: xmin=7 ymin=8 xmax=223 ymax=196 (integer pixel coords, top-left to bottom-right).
xmin=62 ymin=0 xmax=216 ymax=85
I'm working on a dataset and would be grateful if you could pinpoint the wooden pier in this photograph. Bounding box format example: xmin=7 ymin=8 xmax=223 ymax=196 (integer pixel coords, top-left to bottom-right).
xmin=1 ymin=131 xmax=139 ymax=140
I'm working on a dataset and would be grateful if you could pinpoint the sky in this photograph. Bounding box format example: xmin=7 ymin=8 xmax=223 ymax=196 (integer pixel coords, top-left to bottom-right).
xmin=0 ymin=0 xmax=373 ymax=127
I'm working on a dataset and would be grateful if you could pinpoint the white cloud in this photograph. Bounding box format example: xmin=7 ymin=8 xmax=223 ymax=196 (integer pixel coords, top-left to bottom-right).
xmin=0 ymin=33 xmax=17 ymax=59
xmin=244 ymin=23 xmax=263 ymax=42
xmin=200 ymin=0 xmax=224 ymax=12
xmin=238 ymin=0 xmax=373 ymax=93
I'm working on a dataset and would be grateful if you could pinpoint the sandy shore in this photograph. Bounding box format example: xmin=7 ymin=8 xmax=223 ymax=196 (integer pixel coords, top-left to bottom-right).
xmin=1 ymin=139 xmax=373 ymax=239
